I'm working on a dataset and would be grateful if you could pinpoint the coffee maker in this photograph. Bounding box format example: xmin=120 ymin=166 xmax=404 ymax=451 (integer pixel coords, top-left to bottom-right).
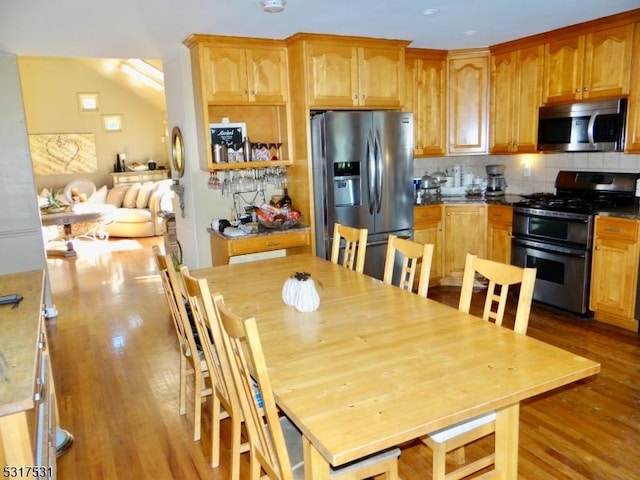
xmin=485 ymin=164 xmax=507 ymax=196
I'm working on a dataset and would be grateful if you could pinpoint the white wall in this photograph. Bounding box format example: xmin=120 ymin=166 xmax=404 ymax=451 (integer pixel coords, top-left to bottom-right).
xmin=0 ymin=53 xmax=53 ymax=309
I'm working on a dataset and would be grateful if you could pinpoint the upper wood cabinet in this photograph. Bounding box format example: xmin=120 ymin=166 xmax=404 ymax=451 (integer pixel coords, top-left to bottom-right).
xmin=626 ymin=22 xmax=640 ymax=153
xmin=447 ymin=49 xmax=490 ymax=155
xmin=542 ymin=23 xmax=634 ymax=104
xmin=184 ymin=35 xmax=292 ymax=171
xmin=288 ymin=34 xmax=409 ymax=109
xmin=404 ymin=48 xmax=447 ymax=157
xmin=490 ymin=45 xmax=544 ymax=154
xmin=200 ymin=43 xmax=288 ymax=104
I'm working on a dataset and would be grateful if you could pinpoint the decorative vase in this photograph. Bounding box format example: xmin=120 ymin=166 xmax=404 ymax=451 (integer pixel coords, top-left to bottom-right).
xmin=282 ymin=272 xmax=320 ymax=312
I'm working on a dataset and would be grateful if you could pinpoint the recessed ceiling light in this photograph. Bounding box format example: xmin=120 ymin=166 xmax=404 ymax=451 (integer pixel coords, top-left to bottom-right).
xmin=422 ymin=8 xmax=439 ymax=16
xmin=464 ymin=30 xmax=477 ymax=36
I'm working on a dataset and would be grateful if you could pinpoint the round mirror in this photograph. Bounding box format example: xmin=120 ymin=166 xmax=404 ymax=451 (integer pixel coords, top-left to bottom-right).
xmin=171 ymin=126 xmax=185 ymax=179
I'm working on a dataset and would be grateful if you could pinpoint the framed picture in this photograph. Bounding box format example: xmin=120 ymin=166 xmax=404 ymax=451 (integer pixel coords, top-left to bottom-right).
xmin=210 ymin=122 xmax=246 ymax=146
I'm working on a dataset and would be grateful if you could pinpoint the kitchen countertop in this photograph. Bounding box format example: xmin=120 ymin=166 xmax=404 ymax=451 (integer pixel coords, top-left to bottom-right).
xmin=415 ymin=194 xmax=524 ymax=206
xmin=0 ymin=270 xmax=44 ymax=417
xmin=596 ymin=206 xmax=640 ymax=220
xmin=208 ymin=223 xmax=311 ymax=239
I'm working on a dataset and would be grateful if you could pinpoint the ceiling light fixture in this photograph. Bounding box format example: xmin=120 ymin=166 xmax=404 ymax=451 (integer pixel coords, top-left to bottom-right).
xmin=262 ymin=0 xmax=286 ymax=13
xmin=422 ymin=8 xmax=439 ymax=16
xmin=126 ymin=58 xmax=164 ymax=83
xmin=120 ymin=62 xmax=164 ymax=91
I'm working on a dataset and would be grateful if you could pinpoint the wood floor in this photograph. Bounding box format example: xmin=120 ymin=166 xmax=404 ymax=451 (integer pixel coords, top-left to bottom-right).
xmin=47 ymin=237 xmax=640 ymax=479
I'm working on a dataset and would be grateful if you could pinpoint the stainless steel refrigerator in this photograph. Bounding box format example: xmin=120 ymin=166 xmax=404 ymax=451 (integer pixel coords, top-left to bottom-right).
xmin=311 ymin=111 xmax=414 ymax=281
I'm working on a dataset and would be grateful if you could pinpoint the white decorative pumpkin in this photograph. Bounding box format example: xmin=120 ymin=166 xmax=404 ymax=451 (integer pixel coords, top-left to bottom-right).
xmin=281 ymin=272 xmax=320 ymax=312
xmin=294 ymin=278 xmax=320 ymax=313
xmin=282 ymin=277 xmax=298 ymax=306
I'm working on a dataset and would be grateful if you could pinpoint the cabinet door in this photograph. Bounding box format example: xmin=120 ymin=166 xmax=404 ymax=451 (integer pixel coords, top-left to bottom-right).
xmin=583 ymin=24 xmax=633 ymax=99
xmin=415 ymin=223 xmax=443 ymax=282
xmin=626 ymin=22 xmax=640 ymax=153
xmin=514 ymin=45 xmax=544 ymax=152
xmin=444 ymin=205 xmax=486 ymax=278
xmin=246 ymin=47 xmax=289 ymax=103
xmin=490 ymin=51 xmax=517 ymax=154
xmin=203 ymin=46 xmax=249 ymax=103
xmin=543 ymin=35 xmax=585 ymax=104
xmin=359 ymin=46 xmax=404 ymax=108
xmin=487 ymin=205 xmax=513 ymax=264
xmin=420 ymin=58 xmax=446 ymax=156
xmin=306 ymin=43 xmax=359 ymax=107
xmin=414 ymin=205 xmax=444 ymax=281
xmin=447 ymin=52 xmax=489 ymax=154
xmin=406 ymin=55 xmax=446 ymax=156
xmin=591 ymin=237 xmax=638 ymax=319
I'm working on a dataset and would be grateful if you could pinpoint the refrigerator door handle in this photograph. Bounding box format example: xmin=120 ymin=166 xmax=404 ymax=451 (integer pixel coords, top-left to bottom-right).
xmin=374 ymin=129 xmax=383 ymax=214
xmin=366 ymin=130 xmax=376 ymax=215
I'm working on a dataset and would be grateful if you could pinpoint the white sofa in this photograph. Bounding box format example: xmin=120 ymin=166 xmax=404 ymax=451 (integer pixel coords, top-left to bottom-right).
xmin=100 ymin=179 xmax=174 ymax=237
xmin=39 ymin=179 xmax=174 ymax=238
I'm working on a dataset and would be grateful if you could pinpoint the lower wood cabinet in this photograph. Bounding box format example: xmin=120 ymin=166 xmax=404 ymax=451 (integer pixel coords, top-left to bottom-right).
xmin=443 ymin=205 xmax=486 ymax=280
xmin=590 ymin=215 xmax=640 ymax=331
xmin=487 ymin=204 xmax=513 ymax=264
xmin=413 ymin=204 xmax=443 ymax=284
xmin=209 ymin=227 xmax=310 ymax=266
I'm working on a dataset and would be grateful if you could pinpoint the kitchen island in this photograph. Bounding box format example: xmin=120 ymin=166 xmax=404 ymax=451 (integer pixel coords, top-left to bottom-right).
xmin=0 ymin=270 xmax=57 ymax=477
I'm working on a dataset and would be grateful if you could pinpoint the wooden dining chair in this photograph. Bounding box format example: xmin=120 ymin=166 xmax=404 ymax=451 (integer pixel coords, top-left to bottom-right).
xmin=383 ymin=234 xmax=434 ymax=297
xmin=421 ymin=253 xmax=537 ymax=480
xmin=212 ymin=292 xmax=401 ymax=480
xmin=330 ymin=223 xmax=368 ymax=273
xmin=152 ymin=246 xmax=212 ymax=442
xmin=180 ymin=267 xmax=248 ymax=479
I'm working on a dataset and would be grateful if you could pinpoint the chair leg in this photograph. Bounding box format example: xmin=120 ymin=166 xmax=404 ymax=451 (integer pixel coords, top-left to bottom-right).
xmin=229 ymin=415 xmax=242 ymax=480
xmin=179 ymin=355 xmax=187 ymax=416
xmin=210 ymin=393 xmax=222 ymax=468
xmin=192 ymin=369 xmax=202 ymax=441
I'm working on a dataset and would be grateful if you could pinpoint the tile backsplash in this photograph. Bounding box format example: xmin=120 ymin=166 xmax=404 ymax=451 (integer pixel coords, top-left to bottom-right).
xmin=414 ymin=152 xmax=640 ymax=195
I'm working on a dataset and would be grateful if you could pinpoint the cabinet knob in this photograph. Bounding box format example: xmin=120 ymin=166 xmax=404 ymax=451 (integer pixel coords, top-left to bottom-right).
xmin=575 ymin=88 xmax=580 ymax=93
xmin=583 ymin=87 xmax=589 ymax=91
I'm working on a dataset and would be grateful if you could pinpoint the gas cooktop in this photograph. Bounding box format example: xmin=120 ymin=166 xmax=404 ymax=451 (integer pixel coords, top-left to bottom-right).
xmin=514 ymin=171 xmax=639 ymax=215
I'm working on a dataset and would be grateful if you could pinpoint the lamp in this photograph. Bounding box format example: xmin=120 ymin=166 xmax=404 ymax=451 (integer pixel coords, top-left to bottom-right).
xmin=262 ymin=0 xmax=286 ymax=13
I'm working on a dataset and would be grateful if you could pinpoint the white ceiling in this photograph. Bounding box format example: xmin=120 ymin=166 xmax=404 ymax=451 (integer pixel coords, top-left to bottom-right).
xmin=1 ymin=0 xmax=640 ymax=59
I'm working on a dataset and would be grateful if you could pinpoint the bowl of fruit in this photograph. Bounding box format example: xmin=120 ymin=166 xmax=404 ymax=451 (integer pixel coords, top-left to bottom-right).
xmin=256 ymin=204 xmax=302 ymax=230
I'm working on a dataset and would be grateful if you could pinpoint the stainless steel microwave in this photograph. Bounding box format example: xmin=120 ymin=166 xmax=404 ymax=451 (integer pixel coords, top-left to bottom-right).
xmin=537 ymin=98 xmax=627 ymax=152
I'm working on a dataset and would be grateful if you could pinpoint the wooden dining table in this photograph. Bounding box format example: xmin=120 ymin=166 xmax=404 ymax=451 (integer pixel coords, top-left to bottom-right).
xmin=192 ymin=254 xmax=600 ymax=479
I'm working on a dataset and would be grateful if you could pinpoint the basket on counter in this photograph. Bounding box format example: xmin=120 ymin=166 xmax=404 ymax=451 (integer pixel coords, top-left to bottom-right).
xmin=256 ymin=204 xmax=301 ymax=230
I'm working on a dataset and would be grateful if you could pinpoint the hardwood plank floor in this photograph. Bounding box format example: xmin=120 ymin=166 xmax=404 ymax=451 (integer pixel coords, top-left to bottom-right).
xmin=47 ymin=237 xmax=640 ymax=479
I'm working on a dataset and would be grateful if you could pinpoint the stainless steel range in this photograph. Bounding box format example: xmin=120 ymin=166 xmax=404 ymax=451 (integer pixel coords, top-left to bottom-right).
xmin=511 ymin=170 xmax=638 ymax=315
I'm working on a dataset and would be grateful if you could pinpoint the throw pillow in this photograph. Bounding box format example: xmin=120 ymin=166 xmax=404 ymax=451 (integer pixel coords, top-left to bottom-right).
xmin=122 ymin=182 xmax=142 ymax=208
xmin=135 ymin=181 xmax=155 ymax=209
xmin=105 ymin=185 xmax=130 ymax=208
xmin=88 ymin=185 xmax=108 ymax=204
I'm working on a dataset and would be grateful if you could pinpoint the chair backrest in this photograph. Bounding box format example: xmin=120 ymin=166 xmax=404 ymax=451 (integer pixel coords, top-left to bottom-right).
xmin=458 ymin=253 xmax=537 ymax=334
xmin=213 ymin=293 xmax=294 ymax=480
xmin=152 ymin=245 xmax=200 ymax=359
xmin=383 ymin=235 xmax=434 ymax=297
xmin=180 ymin=268 xmax=236 ymax=410
xmin=330 ymin=223 xmax=368 ymax=273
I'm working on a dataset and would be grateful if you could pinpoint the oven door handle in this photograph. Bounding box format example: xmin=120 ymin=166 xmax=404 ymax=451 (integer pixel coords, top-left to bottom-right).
xmin=513 ymin=212 xmax=590 ymax=224
xmin=512 ymin=237 xmax=588 ymax=258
